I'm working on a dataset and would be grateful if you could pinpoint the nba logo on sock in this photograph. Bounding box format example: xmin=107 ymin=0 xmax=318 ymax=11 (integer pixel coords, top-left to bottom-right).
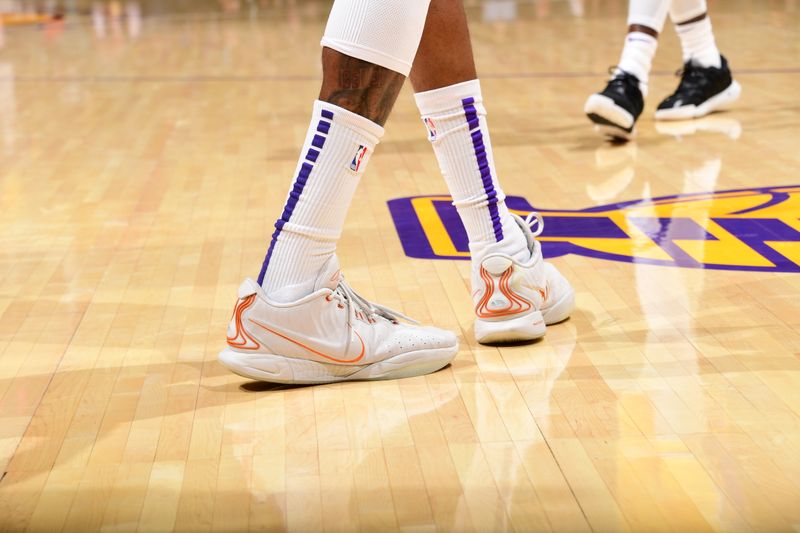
xmin=424 ymin=118 xmax=437 ymax=141
xmin=350 ymin=145 xmax=368 ymax=172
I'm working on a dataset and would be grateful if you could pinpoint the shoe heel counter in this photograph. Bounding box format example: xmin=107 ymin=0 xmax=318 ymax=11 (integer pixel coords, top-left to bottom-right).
xmin=226 ymin=294 xmax=261 ymax=351
xmin=475 ymin=264 xmax=534 ymax=319
xmin=483 ymin=256 xmax=513 ymax=275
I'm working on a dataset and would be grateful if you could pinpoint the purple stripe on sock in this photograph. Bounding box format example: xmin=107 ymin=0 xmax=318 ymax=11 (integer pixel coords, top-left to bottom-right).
xmin=462 ymin=97 xmax=503 ymax=242
xmin=258 ymin=112 xmax=333 ymax=284
xmin=317 ymin=121 xmax=331 ymax=134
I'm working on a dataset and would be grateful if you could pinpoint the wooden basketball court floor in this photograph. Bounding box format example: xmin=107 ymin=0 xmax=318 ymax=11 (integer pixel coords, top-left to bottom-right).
xmin=0 ymin=0 xmax=799 ymax=531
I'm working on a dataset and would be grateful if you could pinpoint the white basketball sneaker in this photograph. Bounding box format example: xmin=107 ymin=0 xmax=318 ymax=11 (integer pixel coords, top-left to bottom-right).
xmin=219 ymin=256 xmax=459 ymax=384
xmin=472 ymin=213 xmax=575 ymax=344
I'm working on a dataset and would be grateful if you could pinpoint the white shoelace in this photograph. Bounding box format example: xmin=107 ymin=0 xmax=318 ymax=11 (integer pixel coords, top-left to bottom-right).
xmin=331 ymin=276 xmax=417 ymax=327
xmin=509 ymin=211 xmax=545 ymax=239
xmin=523 ymin=212 xmax=545 ymax=237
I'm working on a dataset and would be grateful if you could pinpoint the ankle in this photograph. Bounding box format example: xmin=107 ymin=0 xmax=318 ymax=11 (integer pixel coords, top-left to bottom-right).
xmin=617 ymin=31 xmax=658 ymax=90
xmin=265 ymin=280 xmax=316 ymax=304
xmin=676 ymin=18 xmax=721 ymax=68
xmin=470 ymin=219 xmax=531 ymax=265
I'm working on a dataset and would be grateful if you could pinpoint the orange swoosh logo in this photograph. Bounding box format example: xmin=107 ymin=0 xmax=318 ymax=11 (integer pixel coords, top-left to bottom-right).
xmin=248 ymin=318 xmax=366 ymax=364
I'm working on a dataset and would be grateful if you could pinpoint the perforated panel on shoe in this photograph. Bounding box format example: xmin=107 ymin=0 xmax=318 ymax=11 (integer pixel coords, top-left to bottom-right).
xmin=374 ymin=325 xmax=458 ymax=359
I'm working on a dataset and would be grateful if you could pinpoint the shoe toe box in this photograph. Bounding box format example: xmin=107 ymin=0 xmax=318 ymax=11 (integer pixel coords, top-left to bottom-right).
xmin=376 ymin=323 xmax=459 ymax=358
xmin=543 ymin=262 xmax=574 ymax=299
xmin=657 ymin=95 xmax=683 ymax=110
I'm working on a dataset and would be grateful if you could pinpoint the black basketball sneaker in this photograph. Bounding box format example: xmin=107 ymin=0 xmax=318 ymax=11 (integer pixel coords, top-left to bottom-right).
xmin=656 ymin=55 xmax=741 ymax=121
xmin=584 ymin=69 xmax=645 ymax=142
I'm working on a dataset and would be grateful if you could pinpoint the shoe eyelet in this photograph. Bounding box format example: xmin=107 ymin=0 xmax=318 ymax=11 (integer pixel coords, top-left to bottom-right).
xmin=337 ymin=304 xmax=344 ymax=309
xmin=325 ymin=295 xmax=332 ymax=302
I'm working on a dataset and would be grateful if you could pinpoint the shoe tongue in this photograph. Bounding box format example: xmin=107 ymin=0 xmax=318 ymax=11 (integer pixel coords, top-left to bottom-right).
xmin=313 ymin=255 xmax=342 ymax=292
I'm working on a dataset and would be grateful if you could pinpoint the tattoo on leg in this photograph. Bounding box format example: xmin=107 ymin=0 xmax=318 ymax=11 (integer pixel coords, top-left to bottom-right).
xmin=320 ymin=51 xmax=405 ymax=126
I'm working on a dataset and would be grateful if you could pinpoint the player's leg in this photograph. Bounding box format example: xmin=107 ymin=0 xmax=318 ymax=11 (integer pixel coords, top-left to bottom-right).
xmin=584 ymin=0 xmax=669 ymax=141
xmin=409 ymin=0 xmax=574 ymax=344
xmin=219 ymin=0 xmax=458 ymax=384
xmin=656 ymin=0 xmax=741 ymax=120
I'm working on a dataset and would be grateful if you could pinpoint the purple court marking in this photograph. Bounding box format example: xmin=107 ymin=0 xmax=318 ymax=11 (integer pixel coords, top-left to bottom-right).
xmin=257 ymin=112 xmax=331 ymax=285
xmin=462 ymin=96 xmax=503 ymax=242
xmin=387 ymin=185 xmax=800 ymax=274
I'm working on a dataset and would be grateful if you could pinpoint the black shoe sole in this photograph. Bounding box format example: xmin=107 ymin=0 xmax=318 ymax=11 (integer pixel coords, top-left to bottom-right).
xmin=587 ymin=113 xmax=634 ymax=142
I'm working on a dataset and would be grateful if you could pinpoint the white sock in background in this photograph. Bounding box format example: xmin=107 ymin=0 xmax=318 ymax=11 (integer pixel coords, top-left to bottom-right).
xmin=675 ymin=17 xmax=722 ymax=68
xmin=258 ymin=100 xmax=383 ymax=302
xmin=617 ymin=32 xmax=658 ymax=94
xmin=414 ymin=79 xmax=529 ymax=264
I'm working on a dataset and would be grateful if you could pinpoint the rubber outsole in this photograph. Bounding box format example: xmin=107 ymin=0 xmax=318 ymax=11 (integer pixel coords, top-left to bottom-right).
xmin=475 ymin=310 xmax=546 ymax=345
xmin=585 ymin=93 xmax=636 ymax=141
xmin=218 ymin=344 xmax=458 ymax=384
xmin=655 ymin=80 xmax=741 ymax=121
xmin=591 ymin=120 xmax=634 ymax=142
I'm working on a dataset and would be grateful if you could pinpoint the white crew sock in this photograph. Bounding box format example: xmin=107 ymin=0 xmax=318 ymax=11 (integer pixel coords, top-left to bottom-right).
xmin=675 ymin=17 xmax=721 ymax=68
xmin=258 ymin=100 xmax=383 ymax=302
xmin=414 ymin=79 xmax=528 ymax=264
xmin=617 ymin=32 xmax=658 ymax=94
